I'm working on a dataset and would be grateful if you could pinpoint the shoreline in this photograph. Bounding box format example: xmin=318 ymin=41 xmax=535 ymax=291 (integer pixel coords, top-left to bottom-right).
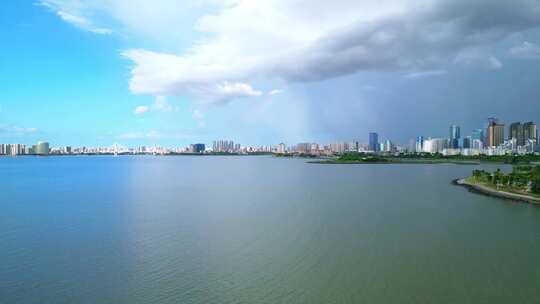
xmin=309 ymin=160 xmax=480 ymax=165
xmin=453 ymin=178 xmax=540 ymax=204
xmin=0 ymin=153 xmax=273 ymax=158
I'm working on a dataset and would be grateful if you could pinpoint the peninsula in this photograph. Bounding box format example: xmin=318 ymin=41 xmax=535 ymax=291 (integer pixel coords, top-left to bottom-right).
xmin=308 ymin=152 xmax=540 ymax=165
xmin=309 ymin=153 xmax=484 ymax=165
xmin=455 ymin=166 xmax=540 ymax=204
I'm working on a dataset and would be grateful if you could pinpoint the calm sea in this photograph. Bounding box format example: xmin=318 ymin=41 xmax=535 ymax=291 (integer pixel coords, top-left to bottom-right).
xmin=1 ymin=156 xmax=539 ymax=303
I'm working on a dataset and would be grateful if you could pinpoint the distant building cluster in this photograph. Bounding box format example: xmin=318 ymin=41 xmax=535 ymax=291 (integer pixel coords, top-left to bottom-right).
xmin=277 ymin=136 xmax=403 ymax=156
xmin=0 ymin=139 xmax=274 ymax=156
xmin=414 ymin=118 xmax=538 ymax=156
xmin=1 ymin=119 xmax=539 ymax=157
xmin=210 ymin=140 xmax=273 ymax=154
xmin=0 ymin=142 xmax=50 ymax=156
xmin=273 ymin=118 xmax=539 ymax=157
xmin=212 ymin=140 xmax=239 ymax=153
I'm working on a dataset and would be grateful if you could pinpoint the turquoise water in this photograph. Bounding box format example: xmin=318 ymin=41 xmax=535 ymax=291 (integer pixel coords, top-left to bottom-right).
xmin=1 ymin=156 xmax=540 ymax=303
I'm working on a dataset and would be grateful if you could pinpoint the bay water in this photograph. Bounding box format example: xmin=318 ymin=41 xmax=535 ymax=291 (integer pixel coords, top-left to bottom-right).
xmin=1 ymin=156 xmax=539 ymax=303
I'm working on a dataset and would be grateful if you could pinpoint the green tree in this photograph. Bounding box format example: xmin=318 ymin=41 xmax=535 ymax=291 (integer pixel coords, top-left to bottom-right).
xmin=531 ymin=177 xmax=540 ymax=194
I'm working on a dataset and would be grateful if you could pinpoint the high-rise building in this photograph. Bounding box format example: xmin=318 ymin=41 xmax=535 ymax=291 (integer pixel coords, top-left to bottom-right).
xmin=383 ymin=139 xmax=393 ymax=152
xmin=472 ymin=139 xmax=483 ymax=150
xmin=368 ymin=132 xmax=379 ymax=152
xmin=190 ymin=143 xmax=205 ymax=153
xmin=471 ymin=129 xmax=484 ymax=144
xmin=523 ymin=122 xmax=538 ymax=143
xmin=330 ymin=142 xmax=349 ymax=154
xmin=463 ymin=136 xmax=472 ymax=149
xmin=213 ymin=140 xmax=235 ymax=152
xmin=423 ymin=138 xmax=449 ymax=153
xmin=509 ymin=122 xmax=525 ymax=146
xmin=4 ymin=144 xmax=26 ymax=156
xmin=487 ymin=119 xmax=504 ymax=147
xmin=449 ymin=125 xmax=460 ymax=149
xmin=35 ymin=141 xmax=50 ymax=155
xmin=415 ymin=136 xmax=424 ymax=153
xmin=296 ymin=143 xmax=312 ymax=154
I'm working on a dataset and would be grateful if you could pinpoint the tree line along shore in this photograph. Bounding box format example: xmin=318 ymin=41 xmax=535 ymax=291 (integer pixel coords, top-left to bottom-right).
xmin=306 ymin=152 xmax=540 ymax=165
xmin=454 ymin=166 xmax=540 ymax=204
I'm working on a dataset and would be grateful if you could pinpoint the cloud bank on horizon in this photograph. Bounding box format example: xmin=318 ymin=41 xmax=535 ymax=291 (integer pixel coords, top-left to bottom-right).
xmin=41 ymin=0 xmax=540 ymax=106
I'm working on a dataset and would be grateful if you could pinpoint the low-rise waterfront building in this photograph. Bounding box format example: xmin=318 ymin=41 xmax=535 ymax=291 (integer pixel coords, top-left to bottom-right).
xmin=423 ymin=138 xmax=449 ymax=153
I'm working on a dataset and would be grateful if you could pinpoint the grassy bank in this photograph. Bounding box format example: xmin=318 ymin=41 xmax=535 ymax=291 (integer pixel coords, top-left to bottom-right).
xmin=457 ymin=166 xmax=540 ymax=203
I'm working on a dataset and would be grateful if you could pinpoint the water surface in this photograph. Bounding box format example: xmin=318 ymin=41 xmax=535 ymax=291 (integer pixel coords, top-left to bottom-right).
xmin=1 ymin=156 xmax=539 ymax=303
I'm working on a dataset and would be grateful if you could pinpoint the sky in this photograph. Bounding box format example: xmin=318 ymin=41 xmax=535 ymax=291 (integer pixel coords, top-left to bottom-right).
xmin=1 ymin=0 xmax=540 ymax=148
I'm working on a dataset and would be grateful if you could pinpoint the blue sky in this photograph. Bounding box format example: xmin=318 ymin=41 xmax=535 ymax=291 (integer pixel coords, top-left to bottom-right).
xmin=1 ymin=0 xmax=540 ymax=148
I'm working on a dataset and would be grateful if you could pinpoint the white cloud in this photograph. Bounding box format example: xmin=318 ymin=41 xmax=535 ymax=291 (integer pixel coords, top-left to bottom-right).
xmin=122 ymin=49 xmax=263 ymax=103
xmin=133 ymin=96 xmax=176 ymax=115
xmin=40 ymin=1 xmax=113 ymax=34
xmin=56 ymin=10 xmax=112 ymax=34
xmin=134 ymin=105 xmax=149 ymax=115
xmin=39 ymin=0 xmax=200 ymax=38
xmin=43 ymin=0 xmax=540 ymax=102
xmin=212 ymin=82 xmax=262 ymax=100
xmin=0 ymin=125 xmax=38 ymax=134
xmin=510 ymin=41 xmax=540 ymax=59
xmin=404 ymin=70 xmax=447 ymax=79
xmin=268 ymin=89 xmax=285 ymax=96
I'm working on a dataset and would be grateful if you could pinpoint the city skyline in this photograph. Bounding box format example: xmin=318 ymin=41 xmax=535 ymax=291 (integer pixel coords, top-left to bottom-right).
xmin=2 ymin=117 xmax=538 ymax=157
xmin=1 ymin=113 xmax=538 ymax=149
xmin=2 ymin=1 xmax=540 ymax=147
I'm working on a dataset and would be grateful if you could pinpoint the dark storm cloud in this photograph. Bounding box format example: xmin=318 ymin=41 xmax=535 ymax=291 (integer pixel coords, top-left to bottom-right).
xmin=276 ymin=0 xmax=540 ymax=81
